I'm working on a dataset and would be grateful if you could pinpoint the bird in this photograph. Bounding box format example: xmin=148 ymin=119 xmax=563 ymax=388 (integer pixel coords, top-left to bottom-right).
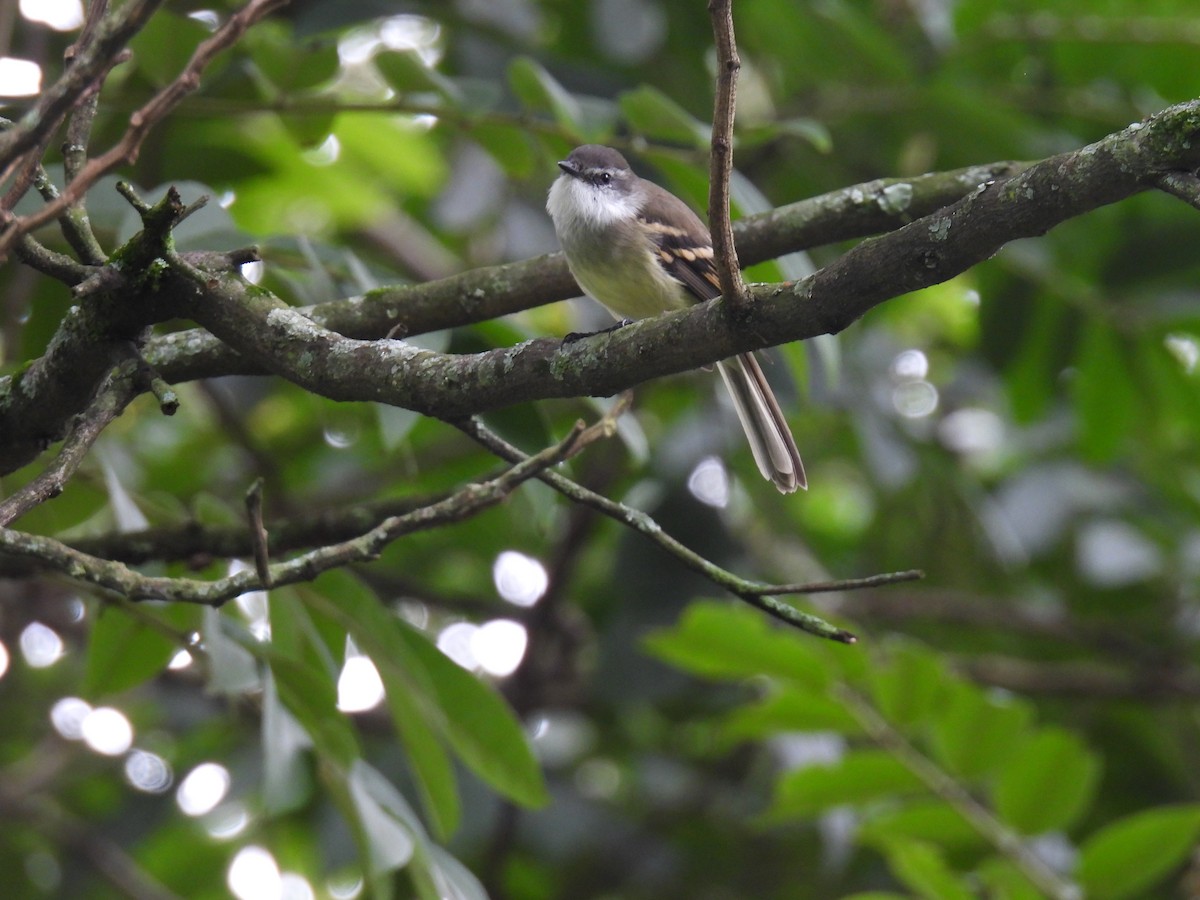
xmin=546 ymin=144 xmax=805 ymax=493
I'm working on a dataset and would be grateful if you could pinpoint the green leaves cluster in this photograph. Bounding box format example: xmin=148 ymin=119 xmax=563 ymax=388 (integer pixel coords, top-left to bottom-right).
xmin=647 ymin=601 xmax=1200 ymax=899
xmin=81 ymin=569 xmax=547 ymax=898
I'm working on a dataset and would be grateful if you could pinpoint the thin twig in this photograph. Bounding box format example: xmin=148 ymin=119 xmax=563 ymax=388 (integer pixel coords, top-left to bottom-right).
xmin=0 ymin=360 xmax=140 ymax=526
xmin=456 ymin=416 xmax=861 ymax=642
xmin=0 ymin=422 xmax=584 ymax=605
xmin=13 ymin=232 xmax=90 ymax=284
xmin=836 ymin=685 xmax=1080 ymax=900
xmin=28 ymin=160 xmax=107 ymax=265
xmin=59 ymin=0 xmax=112 ymax=265
xmin=707 ymin=0 xmax=747 ymax=308
xmin=756 ymin=570 xmax=924 ymax=595
xmin=0 ymin=0 xmax=161 ymax=188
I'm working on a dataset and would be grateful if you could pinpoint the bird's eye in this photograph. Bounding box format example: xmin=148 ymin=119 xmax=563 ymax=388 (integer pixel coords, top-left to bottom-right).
xmin=598 ymin=172 xmax=612 ymax=185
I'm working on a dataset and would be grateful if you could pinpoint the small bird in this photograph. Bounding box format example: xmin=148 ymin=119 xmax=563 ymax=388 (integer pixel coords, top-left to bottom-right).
xmin=546 ymin=144 xmax=805 ymax=493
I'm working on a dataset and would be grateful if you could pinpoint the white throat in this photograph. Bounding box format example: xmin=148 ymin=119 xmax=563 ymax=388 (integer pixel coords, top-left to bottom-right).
xmin=546 ymin=175 xmax=643 ymax=244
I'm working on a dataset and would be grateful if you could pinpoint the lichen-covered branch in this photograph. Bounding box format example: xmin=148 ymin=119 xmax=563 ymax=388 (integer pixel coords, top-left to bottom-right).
xmin=4 ymin=100 xmax=1199 ymax=481
xmin=139 ymin=160 xmax=1027 ymax=385
xmin=158 ymin=101 xmax=1200 ymax=424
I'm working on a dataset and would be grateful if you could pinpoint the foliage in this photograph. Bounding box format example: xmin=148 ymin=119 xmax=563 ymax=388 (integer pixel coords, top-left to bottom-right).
xmin=2 ymin=0 xmax=1200 ymax=898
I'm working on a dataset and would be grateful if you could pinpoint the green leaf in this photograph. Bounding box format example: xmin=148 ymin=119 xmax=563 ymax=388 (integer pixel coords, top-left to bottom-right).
xmin=247 ymin=24 xmax=340 ymax=93
xmin=999 ymin=300 xmax=1072 ymax=424
xmin=738 ymin=117 xmax=833 ymax=153
xmin=427 ymin=845 xmax=490 ymax=900
xmin=307 ymin=571 xmax=548 ymax=809
xmin=270 ymin=587 xmax=344 ymax=681
xmin=376 ymin=49 xmax=461 ymax=102
xmin=1077 ymin=804 xmax=1200 ymax=900
xmin=261 ymin=671 xmax=314 ymax=814
xmin=768 ymin=750 xmax=922 ymax=819
xmin=928 ymin=681 xmax=1033 ymax=779
xmin=1073 ymin=323 xmax=1138 ymax=462
xmin=643 ymin=600 xmax=833 ymax=688
xmin=83 ymin=603 xmax=196 ymax=697
xmin=128 ymin=12 xmax=213 ymax=86
xmin=618 ymin=85 xmax=709 ymax=147
xmin=868 ymin=642 xmax=948 ymax=727
xmin=721 ymin=688 xmax=860 ymax=742
xmin=992 ymin=727 xmax=1100 ymax=834
xmin=472 ymin=123 xmax=538 ymax=179
xmin=974 ymin=857 xmax=1047 ymax=900
xmin=346 ymin=760 xmax=419 ymax=876
xmin=375 ymin=656 xmax=461 ymax=839
xmin=880 ymin=838 xmax=975 ymax=900
xmin=387 ymin=616 xmax=548 ymax=808
xmin=267 ymin=652 xmax=359 ymax=769
xmin=334 ymin=113 xmax=447 ymax=196
xmin=202 ymin=607 xmax=261 ymax=695
xmin=508 ymin=57 xmax=581 ymax=133
xmin=859 ymin=800 xmax=981 ymax=852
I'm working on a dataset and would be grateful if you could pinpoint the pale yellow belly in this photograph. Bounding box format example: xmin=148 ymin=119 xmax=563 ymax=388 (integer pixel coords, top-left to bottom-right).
xmin=570 ymin=254 xmax=691 ymax=320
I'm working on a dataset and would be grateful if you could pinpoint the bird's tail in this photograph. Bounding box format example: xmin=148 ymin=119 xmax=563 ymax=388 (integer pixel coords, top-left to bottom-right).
xmin=715 ymin=353 xmax=806 ymax=493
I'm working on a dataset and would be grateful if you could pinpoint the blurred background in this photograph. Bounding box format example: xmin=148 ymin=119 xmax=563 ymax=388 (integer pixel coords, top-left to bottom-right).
xmin=2 ymin=0 xmax=1200 ymax=897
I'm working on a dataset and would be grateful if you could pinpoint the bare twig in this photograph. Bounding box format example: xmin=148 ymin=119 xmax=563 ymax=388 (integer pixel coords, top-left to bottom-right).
xmin=756 ymin=570 xmax=924 ymax=596
xmin=140 ymin=370 xmax=178 ymax=415
xmin=0 ymin=490 xmax=458 ymax=575
xmin=836 ymin=686 xmax=1080 ymax=900
xmin=27 ymin=160 xmax=107 ymax=266
xmin=59 ymin=0 xmax=113 ymax=265
xmin=456 ymin=416 xmax=861 ymax=642
xmin=707 ymin=0 xmax=747 ymax=307
xmin=13 ymin=232 xmax=90 ymax=283
xmin=959 ymin=655 xmax=1200 ymax=700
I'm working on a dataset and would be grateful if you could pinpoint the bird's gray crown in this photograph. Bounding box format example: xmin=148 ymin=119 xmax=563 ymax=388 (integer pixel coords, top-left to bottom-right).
xmin=557 ymin=145 xmax=634 ymax=189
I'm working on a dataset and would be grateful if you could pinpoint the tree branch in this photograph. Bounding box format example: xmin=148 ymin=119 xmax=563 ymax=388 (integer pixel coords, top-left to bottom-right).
xmin=0 ymin=160 xmax=1022 ymax=478
xmin=154 ymin=101 xmax=1200 ymax=424
xmin=959 ymin=655 xmax=1200 ymax=700
xmin=167 ymin=160 xmax=1026 ymax=369
xmin=0 ymin=0 xmax=291 ymax=260
xmin=6 ymin=100 xmax=1198 ymax=480
xmin=0 ymin=421 xmax=585 ymax=605
xmin=0 ymin=0 xmax=164 ymax=177
xmin=0 ymin=489 xmax=458 ymax=575
xmin=0 ymin=358 xmax=140 ymax=526
xmin=456 ymin=416 xmax=863 ymax=642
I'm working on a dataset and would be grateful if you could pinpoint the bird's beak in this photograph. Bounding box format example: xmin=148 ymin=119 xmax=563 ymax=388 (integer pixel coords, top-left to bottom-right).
xmin=557 ymin=159 xmax=580 ymax=178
